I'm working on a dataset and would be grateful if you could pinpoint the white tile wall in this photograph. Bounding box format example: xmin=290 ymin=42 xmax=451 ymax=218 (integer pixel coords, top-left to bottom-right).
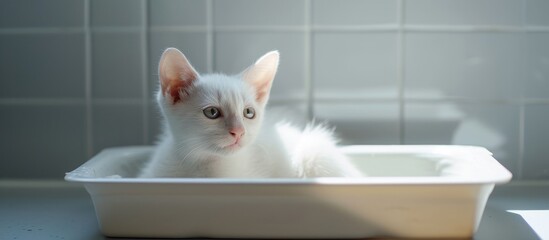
xmin=313 ymin=33 xmax=398 ymax=99
xmin=92 ymin=32 xmax=143 ymax=99
xmin=0 ymin=33 xmax=85 ymax=99
xmin=0 ymin=0 xmax=84 ymax=28
xmin=405 ymin=33 xmax=524 ymax=100
xmin=525 ymin=33 xmax=549 ymax=99
xmin=149 ymin=0 xmax=206 ymax=27
xmin=1 ymin=0 xmax=548 ymax=180
xmin=213 ymin=0 xmax=305 ymax=27
xmin=148 ymin=32 xmax=208 ymax=91
xmin=312 ymin=0 xmax=397 ymax=26
xmin=405 ymin=102 xmax=520 ymax=172
xmin=91 ymin=0 xmax=143 ymax=27
xmin=92 ymin=104 xmax=145 ymax=151
xmin=215 ymin=32 xmax=306 ymax=99
xmin=315 ymin=102 xmax=400 ymax=145
xmin=405 ymin=0 xmax=522 ymax=26
xmin=0 ymin=105 xmax=86 ymax=179
xmin=525 ymin=0 xmax=549 ymax=26
xmin=524 ymin=105 xmax=549 ymax=179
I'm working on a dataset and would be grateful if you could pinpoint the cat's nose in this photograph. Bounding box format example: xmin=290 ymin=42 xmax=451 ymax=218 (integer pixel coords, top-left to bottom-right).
xmin=229 ymin=127 xmax=245 ymax=139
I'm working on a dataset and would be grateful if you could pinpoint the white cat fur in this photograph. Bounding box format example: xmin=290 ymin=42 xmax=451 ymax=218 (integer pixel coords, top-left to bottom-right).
xmin=140 ymin=48 xmax=363 ymax=178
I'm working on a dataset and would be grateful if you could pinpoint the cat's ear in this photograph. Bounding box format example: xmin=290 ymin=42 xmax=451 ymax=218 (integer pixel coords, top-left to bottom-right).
xmin=158 ymin=48 xmax=199 ymax=104
xmin=241 ymin=51 xmax=279 ymax=104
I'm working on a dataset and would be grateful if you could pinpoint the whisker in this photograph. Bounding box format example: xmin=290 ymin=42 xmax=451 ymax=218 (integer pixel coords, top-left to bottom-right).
xmin=175 ymin=137 xmax=202 ymax=146
xmin=178 ymin=144 xmax=203 ymax=167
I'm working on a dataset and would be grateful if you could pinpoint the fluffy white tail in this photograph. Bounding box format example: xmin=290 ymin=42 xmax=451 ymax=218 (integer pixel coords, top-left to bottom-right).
xmin=292 ymin=124 xmax=364 ymax=178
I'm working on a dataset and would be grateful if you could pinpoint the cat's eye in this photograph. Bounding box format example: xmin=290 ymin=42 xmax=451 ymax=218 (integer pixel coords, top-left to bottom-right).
xmin=243 ymin=107 xmax=256 ymax=119
xmin=203 ymin=107 xmax=221 ymax=119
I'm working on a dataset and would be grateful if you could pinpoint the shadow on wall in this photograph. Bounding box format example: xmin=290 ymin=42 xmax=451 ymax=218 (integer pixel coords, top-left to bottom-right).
xmin=404 ymin=88 xmax=517 ymax=174
xmin=315 ymin=87 xmax=516 ymax=175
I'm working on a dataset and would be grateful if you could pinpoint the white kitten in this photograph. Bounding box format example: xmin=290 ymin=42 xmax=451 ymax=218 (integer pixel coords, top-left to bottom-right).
xmin=140 ymin=48 xmax=363 ymax=178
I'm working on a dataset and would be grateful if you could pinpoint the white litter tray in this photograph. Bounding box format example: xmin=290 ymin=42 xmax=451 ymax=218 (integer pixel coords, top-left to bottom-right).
xmin=65 ymin=145 xmax=512 ymax=239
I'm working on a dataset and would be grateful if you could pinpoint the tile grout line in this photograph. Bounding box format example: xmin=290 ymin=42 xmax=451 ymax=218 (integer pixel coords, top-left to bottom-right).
xmin=397 ymin=0 xmax=406 ymax=145
xmin=3 ymin=97 xmax=549 ymax=105
xmin=141 ymin=0 xmax=150 ymax=145
xmin=518 ymin=104 xmax=525 ymax=180
xmin=4 ymin=25 xmax=549 ymax=35
xmin=304 ymin=0 xmax=314 ymax=120
xmin=0 ymin=99 xmax=86 ymax=105
xmin=84 ymin=0 xmax=93 ymax=158
xmin=517 ymin=0 xmax=527 ymax=180
xmin=206 ymin=0 xmax=214 ymax=72
xmin=0 ymin=28 xmax=85 ymax=34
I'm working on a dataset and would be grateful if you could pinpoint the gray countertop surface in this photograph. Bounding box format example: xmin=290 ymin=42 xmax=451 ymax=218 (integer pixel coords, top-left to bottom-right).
xmin=1 ymin=181 xmax=548 ymax=240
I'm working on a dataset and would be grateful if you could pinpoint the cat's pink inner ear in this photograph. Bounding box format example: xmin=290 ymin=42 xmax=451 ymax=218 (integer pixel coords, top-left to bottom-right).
xmin=158 ymin=48 xmax=199 ymax=104
xmin=241 ymin=51 xmax=279 ymax=103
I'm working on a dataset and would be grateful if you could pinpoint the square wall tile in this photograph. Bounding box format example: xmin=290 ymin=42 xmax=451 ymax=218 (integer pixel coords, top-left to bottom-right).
xmin=0 ymin=33 xmax=85 ymax=99
xmin=267 ymin=100 xmax=308 ymax=124
xmin=405 ymin=102 xmax=519 ymax=173
xmin=91 ymin=0 xmax=143 ymax=27
xmin=150 ymin=0 xmax=206 ymax=27
xmin=92 ymin=104 xmax=144 ymax=154
xmin=92 ymin=32 xmax=143 ymax=99
xmin=214 ymin=0 xmax=305 ymax=26
xmin=526 ymin=0 xmax=549 ymax=26
xmin=523 ymin=105 xmax=549 ymax=179
xmin=0 ymin=105 xmax=86 ymax=179
xmin=525 ymin=33 xmax=549 ymax=99
xmin=312 ymin=0 xmax=397 ymax=26
xmin=405 ymin=0 xmax=522 ymax=26
xmin=149 ymin=32 xmax=207 ymax=93
xmin=315 ymin=102 xmax=400 ymax=145
xmin=313 ymin=33 xmax=398 ymax=99
xmin=0 ymin=0 xmax=84 ymax=28
xmin=405 ymin=33 xmax=524 ymax=100
xmin=215 ymin=32 xmax=305 ymax=99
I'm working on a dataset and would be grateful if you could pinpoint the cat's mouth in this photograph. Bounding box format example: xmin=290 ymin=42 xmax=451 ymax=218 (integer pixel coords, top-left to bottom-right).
xmin=225 ymin=142 xmax=240 ymax=149
xmin=221 ymin=139 xmax=243 ymax=151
